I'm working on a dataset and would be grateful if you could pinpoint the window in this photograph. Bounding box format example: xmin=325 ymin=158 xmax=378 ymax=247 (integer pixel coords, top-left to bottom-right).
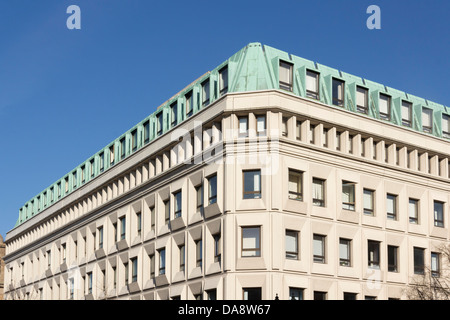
xmin=386 ymin=194 xmax=397 ymax=220
xmin=159 ymin=249 xmax=166 ymax=275
xmin=214 ymin=233 xmax=221 ymax=263
xmin=285 ymin=230 xmax=299 ymax=260
xmin=442 ymin=114 xmax=450 ymax=138
xmin=208 ymin=175 xmax=217 ymax=205
xmin=150 ymin=206 xmax=155 ymax=231
xmin=368 ymin=240 xmax=380 ymax=269
xmin=131 ymin=130 xmax=137 ymax=152
xmin=402 ymin=101 xmax=412 ymax=127
xmin=219 ymin=66 xmax=228 ymax=96
xmin=242 ymin=226 xmax=261 ymax=257
xmin=332 ymin=78 xmax=344 ymax=106
xmin=202 ymin=80 xmax=210 ymax=107
xmin=109 ymin=145 xmax=115 ymax=165
xmin=431 ymin=252 xmax=440 ymax=277
xmin=157 ymin=112 xmax=163 ymax=136
xmin=87 ymin=272 xmax=93 ymax=294
xmin=288 ymin=170 xmax=303 ymax=201
xmin=185 ymin=91 xmax=193 ymax=117
xmin=89 ymin=159 xmax=95 ymax=178
xmin=312 ymin=178 xmax=325 ymax=207
xmin=309 ymin=125 xmax=315 ymax=144
xmin=279 ymin=61 xmax=293 ymax=91
xmin=143 ymin=121 xmax=150 ymax=144
xmin=388 ymin=245 xmax=398 ymax=272
xmin=256 ymin=115 xmax=266 ymax=136
xmin=243 ymin=288 xmax=261 ymax=300
xmin=69 ymin=278 xmax=75 ymax=299
xmin=196 ymin=239 xmax=203 ymax=268
xmin=238 ymin=116 xmax=248 ymax=137
xmin=136 ymin=212 xmax=142 ymax=237
xmin=98 ymin=226 xmax=104 ymax=249
xmin=348 ymin=135 xmax=354 ymax=154
xmin=206 ymin=289 xmax=217 ymax=300
xmin=131 ymin=258 xmax=138 ymax=283
xmin=365 ymin=296 xmax=377 ymax=300
xmin=356 ymin=86 xmax=368 ymax=114
xmin=281 ymin=117 xmax=288 ymax=137
xmin=379 ymin=94 xmax=391 ymax=120
xmin=195 ymin=184 xmax=203 ymax=212
xmin=296 ymin=121 xmax=302 ymax=140
xmin=339 ymin=238 xmax=351 ymax=267
xmin=336 ymin=131 xmax=341 ymax=151
xmin=314 ymin=291 xmax=327 ymax=300
xmin=99 ymin=152 xmax=104 ymax=172
xmin=149 ymin=254 xmax=155 ymax=278
xmin=434 ymin=200 xmax=445 ymax=227
xmin=414 ymin=247 xmax=425 ymax=275
xmin=342 ymin=181 xmax=355 ymax=211
xmin=80 ymin=166 xmax=85 ymax=184
xmin=120 ymin=217 xmax=126 ymax=241
xmin=306 ymin=70 xmax=319 ymax=100
xmin=322 ymin=128 xmax=328 ymax=147
xmin=363 ymin=189 xmax=375 ymax=216
xmin=409 ymin=199 xmax=419 ymax=224
xmin=179 ymin=245 xmax=185 ymax=272
xmin=243 ymin=170 xmax=261 ymax=199
xmin=173 ymin=191 xmax=182 ymax=218
xmin=124 ymin=262 xmax=129 ymax=284
xmin=65 ymin=177 xmax=69 ymax=193
xmin=422 ymin=107 xmax=433 ymax=133
xmin=313 ymin=234 xmax=326 ymax=263
xmin=61 ymin=243 xmax=67 ymax=263
xmin=170 ymin=102 xmax=178 ymax=127
xmin=289 ymin=288 xmax=304 ymax=300
xmin=344 ymin=293 xmax=357 ymax=300
xmin=164 ymin=199 xmax=170 ymax=225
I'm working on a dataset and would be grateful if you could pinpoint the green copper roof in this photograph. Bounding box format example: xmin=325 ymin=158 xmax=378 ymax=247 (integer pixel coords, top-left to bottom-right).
xmin=15 ymin=42 xmax=449 ymax=228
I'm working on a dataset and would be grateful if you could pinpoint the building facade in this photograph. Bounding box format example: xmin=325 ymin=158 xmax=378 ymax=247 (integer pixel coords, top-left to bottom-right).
xmin=3 ymin=43 xmax=450 ymax=300
xmin=0 ymin=235 xmax=5 ymax=300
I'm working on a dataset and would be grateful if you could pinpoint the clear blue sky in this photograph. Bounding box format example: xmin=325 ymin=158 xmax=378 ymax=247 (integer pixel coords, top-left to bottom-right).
xmin=0 ymin=0 xmax=449 ymax=239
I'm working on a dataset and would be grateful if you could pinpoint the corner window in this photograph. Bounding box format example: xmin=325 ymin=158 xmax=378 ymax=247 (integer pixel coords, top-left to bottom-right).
xmin=241 ymin=226 xmax=261 ymax=257
xmin=306 ymin=70 xmax=319 ymax=100
xmin=243 ymin=170 xmax=261 ymax=199
xmin=356 ymin=86 xmax=368 ymax=114
xmin=279 ymin=60 xmax=293 ymax=91
xmin=332 ymin=78 xmax=345 ymax=106
xmin=379 ymin=94 xmax=391 ymax=121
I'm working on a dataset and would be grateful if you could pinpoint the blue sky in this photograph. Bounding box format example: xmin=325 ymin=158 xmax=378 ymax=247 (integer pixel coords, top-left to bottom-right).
xmin=0 ymin=0 xmax=449 ymax=238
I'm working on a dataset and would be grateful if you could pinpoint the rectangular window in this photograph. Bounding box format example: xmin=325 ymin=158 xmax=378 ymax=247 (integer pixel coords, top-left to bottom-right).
xmin=131 ymin=258 xmax=138 ymax=283
xmin=87 ymin=272 xmax=93 ymax=294
xmin=409 ymin=198 xmax=419 ymax=224
xmin=386 ymin=194 xmax=397 ymax=220
xmin=80 ymin=166 xmax=85 ymax=183
xmin=309 ymin=125 xmax=315 ymax=144
xmin=159 ymin=249 xmax=166 ymax=275
xmin=356 ymin=86 xmax=368 ymax=114
xmin=332 ymin=78 xmax=345 ymax=106
xmin=442 ymin=114 xmax=450 ymax=138
xmin=98 ymin=226 xmax=104 ymax=249
xmin=120 ymin=217 xmax=126 ymax=241
xmin=136 ymin=211 xmax=142 ymax=237
xmin=279 ymin=61 xmax=293 ymax=91
xmin=379 ymin=94 xmax=391 ymax=120
xmin=422 ymin=107 xmax=433 ymax=133
xmin=312 ymin=178 xmax=325 ymax=207
xmin=314 ymin=291 xmax=327 ymax=300
xmin=185 ymin=91 xmax=193 ymax=117
xmin=219 ymin=66 xmax=228 ymax=96
xmin=339 ymin=238 xmax=351 ymax=267
xmin=119 ymin=138 xmax=125 ymax=160
xmin=195 ymin=184 xmax=203 ymax=212
xmin=99 ymin=152 xmax=104 ymax=172
xmin=306 ymin=70 xmax=319 ymax=100
xmin=243 ymin=170 xmax=261 ymax=199
xmin=90 ymin=159 xmax=95 ymax=177
xmin=344 ymin=293 xmax=357 ymax=300
xmin=402 ymin=101 xmax=412 ymax=127
xmin=363 ymin=189 xmax=375 ymax=216
xmin=149 ymin=254 xmax=155 ymax=278
xmin=414 ymin=247 xmax=425 ymax=275
xmin=238 ymin=116 xmax=248 ymax=137
xmin=65 ymin=177 xmax=69 ymax=193
xmin=113 ymin=223 xmax=117 ymax=242
xmin=164 ymin=199 xmax=170 ymax=224
xmin=109 ymin=145 xmax=115 ymax=165
xmin=143 ymin=121 xmax=150 ymax=144
xmin=150 ymin=206 xmax=155 ymax=232
xmin=208 ymin=174 xmax=217 ymax=205
xmin=289 ymin=288 xmax=304 ymax=300
xmin=322 ymin=128 xmax=328 ymax=147
xmin=243 ymin=288 xmax=262 ymax=300
xmin=348 ymin=135 xmax=354 ymax=154
xmin=170 ymin=102 xmax=178 ymax=127
xmin=388 ymin=245 xmax=398 ymax=272
xmin=342 ymin=181 xmax=355 ymax=211
xmin=313 ymin=234 xmax=326 ymax=263
xmin=214 ymin=233 xmax=221 ymax=263
xmin=157 ymin=112 xmax=163 ymax=136
xmin=179 ymin=244 xmax=185 ymax=272
xmin=206 ymin=289 xmax=217 ymax=300
xmin=288 ymin=170 xmax=303 ymax=201
xmin=256 ymin=115 xmax=266 ymax=136
xmin=282 ymin=117 xmax=288 ymax=137
xmin=368 ymin=240 xmax=380 ymax=269
xmin=202 ymin=80 xmax=210 ymax=107
xmin=173 ymin=191 xmax=182 ymax=218
xmin=131 ymin=130 xmax=137 ymax=152
xmin=285 ymin=230 xmax=299 ymax=260
xmin=296 ymin=121 xmax=302 ymax=140
xmin=434 ymin=201 xmax=444 ymax=227
xmin=242 ymin=226 xmax=261 ymax=257
xmin=431 ymin=252 xmax=440 ymax=277
xmin=196 ymin=239 xmax=203 ymax=268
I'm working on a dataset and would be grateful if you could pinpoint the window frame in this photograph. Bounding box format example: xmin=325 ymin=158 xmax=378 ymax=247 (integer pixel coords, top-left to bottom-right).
xmin=312 ymin=178 xmax=325 ymax=207
xmin=219 ymin=66 xmax=228 ymax=96
xmin=387 ymin=245 xmax=399 ymax=273
xmin=285 ymin=230 xmax=299 ymax=260
xmin=208 ymin=174 xmax=217 ymax=205
xmin=243 ymin=169 xmax=262 ymax=200
xmin=413 ymin=247 xmax=425 ymax=275
xmin=342 ymin=181 xmax=356 ymax=211
xmin=279 ymin=60 xmax=293 ymax=92
xmin=379 ymin=93 xmax=391 ymax=121
xmin=241 ymin=226 xmax=261 ymax=258
xmin=422 ymin=107 xmax=433 ymax=133
xmin=313 ymin=234 xmax=326 ymax=264
xmin=356 ymin=86 xmax=369 ymax=114
xmin=339 ymin=238 xmax=351 ymax=267
xmin=368 ymin=240 xmax=380 ymax=269
xmin=332 ymin=78 xmax=345 ymax=107
xmin=386 ymin=193 xmax=398 ymax=221
xmin=306 ymin=70 xmax=320 ymax=100
xmin=288 ymin=169 xmax=303 ymax=201
xmin=433 ymin=200 xmax=445 ymax=227
xmin=401 ymin=100 xmax=412 ymax=127
xmin=409 ymin=198 xmax=419 ymax=224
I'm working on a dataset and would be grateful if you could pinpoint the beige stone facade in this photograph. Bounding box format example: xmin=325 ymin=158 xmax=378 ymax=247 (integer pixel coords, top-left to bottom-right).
xmin=3 ymin=90 xmax=450 ymax=300
xmin=0 ymin=235 xmax=5 ymax=300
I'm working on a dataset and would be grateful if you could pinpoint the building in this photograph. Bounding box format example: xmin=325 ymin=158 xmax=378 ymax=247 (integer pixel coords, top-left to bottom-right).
xmin=3 ymin=42 xmax=450 ymax=300
xmin=0 ymin=235 xmax=5 ymax=300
